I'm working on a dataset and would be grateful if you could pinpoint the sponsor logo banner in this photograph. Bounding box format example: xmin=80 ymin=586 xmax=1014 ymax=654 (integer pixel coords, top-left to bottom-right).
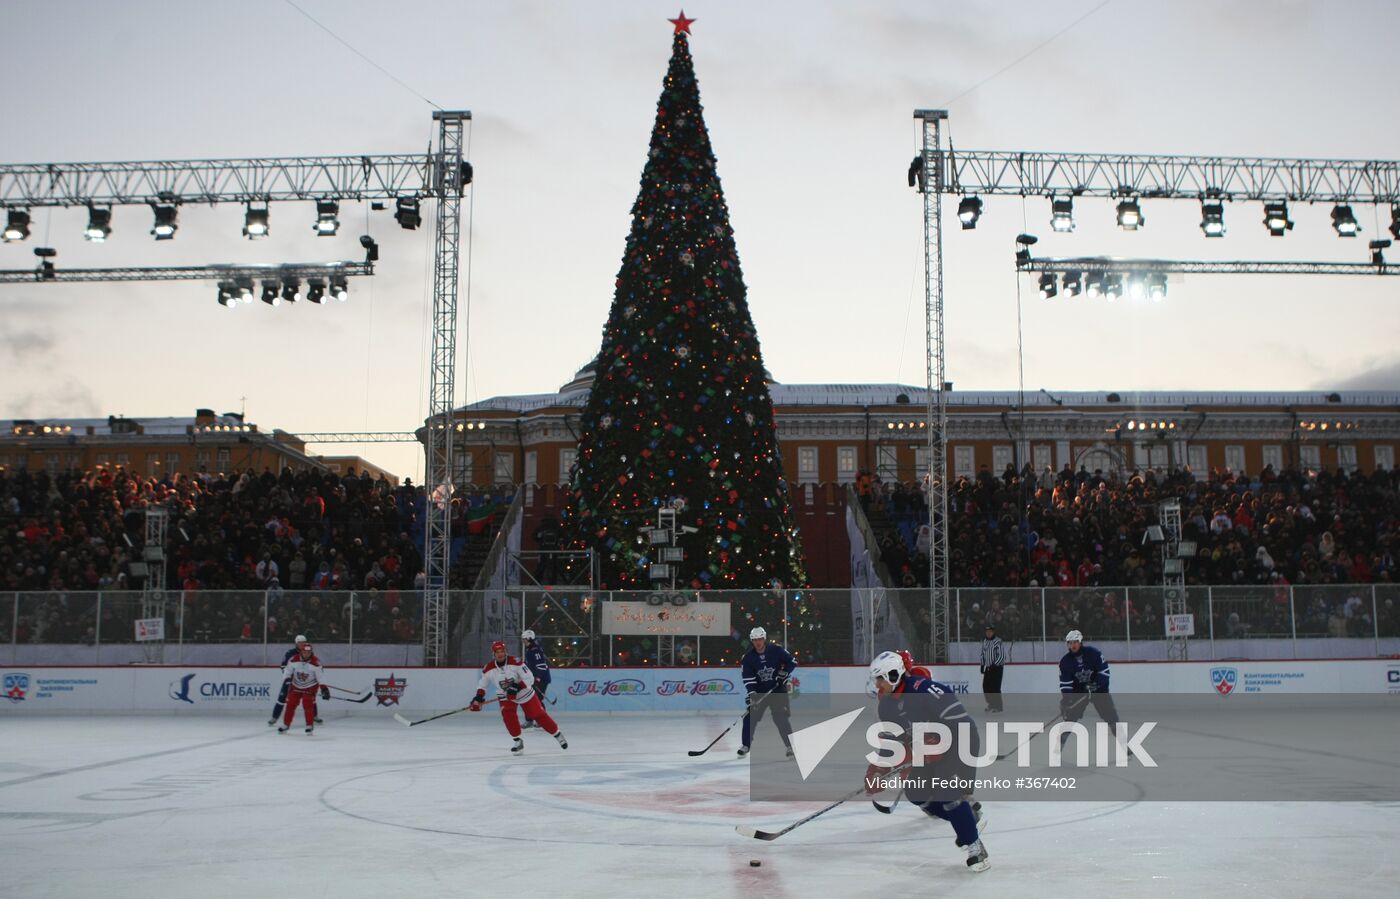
xmin=1211 ymin=667 xmax=1238 ymax=696
xmin=374 ymin=673 xmax=408 ymax=706
xmin=169 ymin=673 xmax=274 ymax=704
xmin=4 ymin=672 xmax=29 ymax=702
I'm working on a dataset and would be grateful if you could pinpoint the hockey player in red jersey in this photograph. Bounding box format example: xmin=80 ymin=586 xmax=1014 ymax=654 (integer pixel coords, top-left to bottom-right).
xmin=278 ymin=641 xmax=328 ymax=735
xmin=469 ymin=640 xmax=567 ymax=754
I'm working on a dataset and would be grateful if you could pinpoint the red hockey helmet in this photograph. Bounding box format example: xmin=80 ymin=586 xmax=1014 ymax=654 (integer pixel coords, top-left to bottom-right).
xmin=491 ymin=640 xmax=507 ymax=654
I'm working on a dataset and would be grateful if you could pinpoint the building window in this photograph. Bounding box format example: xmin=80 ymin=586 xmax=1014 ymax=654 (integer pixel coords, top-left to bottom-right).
xmin=1186 ymin=445 xmax=1207 ymax=479
xmin=1033 ymin=444 xmax=1051 ymax=472
xmin=146 ymin=453 xmax=160 ymax=477
xmin=166 ymin=452 xmax=180 ymax=475
xmin=116 ymin=452 xmax=130 ymax=467
xmin=913 ymin=445 xmax=929 ymax=480
xmin=993 ymin=445 xmax=1014 ymax=476
xmin=524 ymin=451 xmax=538 ymax=487
xmin=493 ymin=452 xmax=514 ymax=485
xmin=559 ymin=448 xmax=577 ymax=485
xmin=953 ymin=445 xmax=974 ymax=479
xmin=453 ymin=449 xmax=473 ymax=487
xmin=797 ymin=447 xmax=818 ymax=483
xmin=96 ymin=453 xmax=109 ymax=468
xmin=67 ymin=454 xmax=80 ymax=471
xmin=837 ymin=446 xmax=859 ymax=483
xmin=1262 ymin=444 xmax=1282 ymax=472
xmin=1224 ymin=445 xmax=1246 ymax=474
xmin=46 ymin=454 xmax=60 ymax=473
xmin=216 ymin=448 xmax=230 ymax=470
xmin=1299 ymin=444 xmax=1320 ymax=471
xmin=1375 ymin=445 xmax=1394 ymax=472
xmin=1337 ymin=444 xmax=1358 ymax=473
xmin=873 ymin=446 xmax=895 ymax=482
xmin=196 ymin=450 xmax=210 ymax=471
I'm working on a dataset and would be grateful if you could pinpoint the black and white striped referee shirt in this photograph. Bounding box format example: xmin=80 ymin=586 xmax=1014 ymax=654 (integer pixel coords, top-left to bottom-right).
xmin=980 ymin=635 xmax=1005 ymax=669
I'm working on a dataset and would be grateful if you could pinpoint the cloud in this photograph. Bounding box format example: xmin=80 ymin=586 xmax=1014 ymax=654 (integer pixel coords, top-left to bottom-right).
xmin=0 ymin=326 xmax=57 ymax=362
xmin=1322 ymin=359 xmax=1400 ymax=392
xmin=5 ymin=379 xmax=101 ymax=420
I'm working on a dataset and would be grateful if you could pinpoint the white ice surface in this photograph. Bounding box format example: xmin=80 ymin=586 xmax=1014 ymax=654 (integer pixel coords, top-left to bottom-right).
xmin=2 ymin=711 xmax=1398 ymax=899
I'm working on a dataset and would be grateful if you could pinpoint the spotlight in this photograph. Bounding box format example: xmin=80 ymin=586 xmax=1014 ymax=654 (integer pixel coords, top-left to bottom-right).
xmin=330 ymin=276 xmax=349 ymax=302
xmin=360 ymin=234 xmax=379 ymax=262
xmin=1062 ymin=271 xmax=1082 ymax=297
xmin=1147 ymin=272 xmax=1168 ymax=301
xmin=1390 ymin=204 xmax=1400 ymax=241
xmin=1050 ymin=197 xmax=1074 ymax=233
xmin=261 ymin=281 xmax=281 ymax=306
xmin=3 ymin=209 xmax=31 ymax=242
xmin=1127 ymin=274 xmax=1147 ymax=301
xmin=216 ymin=281 xmax=237 ymax=308
xmin=394 ymin=196 xmax=421 ymax=230
xmin=1105 ymin=273 xmax=1124 ymax=301
xmin=1371 ymin=239 xmax=1391 ymax=267
xmin=1115 ymin=198 xmax=1143 ymax=231
xmin=150 ymin=203 xmax=178 ymax=240
xmin=84 ymin=206 xmax=112 ymax=242
xmin=281 ymin=279 xmax=301 ymax=303
xmin=306 ymin=278 xmax=326 ymax=304
xmin=1330 ymin=204 xmax=1359 ymax=237
xmin=234 ymin=276 xmax=255 ymax=303
xmin=314 ymin=200 xmax=340 ymax=236
xmin=1262 ymin=201 xmax=1293 ymax=236
xmin=1199 ymin=200 xmax=1225 ymax=237
xmin=957 ymin=196 xmax=983 ymax=230
xmin=243 ymin=203 xmax=270 ymax=239
xmin=1038 ymin=272 xmax=1057 ymax=299
xmin=1085 ymin=270 xmax=1105 ymax=298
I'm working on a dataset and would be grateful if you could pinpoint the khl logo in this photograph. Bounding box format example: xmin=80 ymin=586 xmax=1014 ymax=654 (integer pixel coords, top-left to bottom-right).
xmin=4 ymin=672 xmax=29 ymax=703
xmin=1211 ymin=667 xmax=1238 ymax=696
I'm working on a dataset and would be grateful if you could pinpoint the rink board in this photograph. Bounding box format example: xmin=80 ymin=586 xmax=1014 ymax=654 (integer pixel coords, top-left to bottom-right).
xmin=2 ymin=659 xmax=1396 ymax=715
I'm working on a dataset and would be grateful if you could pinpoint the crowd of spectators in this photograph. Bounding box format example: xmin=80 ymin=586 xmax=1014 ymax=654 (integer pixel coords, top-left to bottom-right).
xmin=0 ymin=466 xmax=513 ymax=645
xmin=863 ymin=463 xmax=1400 ymax=640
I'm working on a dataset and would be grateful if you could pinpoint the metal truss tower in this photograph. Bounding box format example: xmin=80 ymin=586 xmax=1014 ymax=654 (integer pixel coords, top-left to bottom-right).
xmin=1158 ymin=500 xmax=1188 ymax=660
xmin=142 ymin=506 xmax=168 ymax=663
xmin=423 ymin=111 xmax=470 ymax=667
xmin=914 ymin=110 xmax=951 ymax=663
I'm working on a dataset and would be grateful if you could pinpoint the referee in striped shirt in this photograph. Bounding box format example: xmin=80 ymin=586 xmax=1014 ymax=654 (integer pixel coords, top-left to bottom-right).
xmin=979 ymin=623 xmax=1005 ymax=713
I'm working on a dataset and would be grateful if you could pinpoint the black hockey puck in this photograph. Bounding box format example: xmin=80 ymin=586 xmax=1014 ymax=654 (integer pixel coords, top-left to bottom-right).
xmin=749 ymin=860 xmax=761 ymax=867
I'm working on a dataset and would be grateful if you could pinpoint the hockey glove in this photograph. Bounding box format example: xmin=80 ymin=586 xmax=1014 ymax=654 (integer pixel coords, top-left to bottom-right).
xmin=469 ymin=690 xmax=486 ymax=712
xmin=504 ymin=680 xmax=523 ymax=697
xmin=320 ymin=686 xmax=330 ymax=700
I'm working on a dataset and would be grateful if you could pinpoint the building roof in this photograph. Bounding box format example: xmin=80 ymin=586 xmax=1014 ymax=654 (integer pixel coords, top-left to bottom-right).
xmin=3 ymin=413 xmax=254 ymax=437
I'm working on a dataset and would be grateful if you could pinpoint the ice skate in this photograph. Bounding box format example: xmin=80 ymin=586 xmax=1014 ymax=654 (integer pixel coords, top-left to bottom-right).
xmin=554 ymin=731 xmax=568 ymax=750
xmin=785 ymin=745 xmax=795 ymax=759
xmin=277 ymin=724 xmax=288 ymax=733
xmin=305 ymin=725 xmax=314 ymax=735
xmin=314 ymin=717 xmax=324 ymax=725
xmin=510 ymin=737 xmax=524 ymax=754
xmin=961 ymin=838 xmax=990 ymax=872
xmin=267 ymin=717 xmax=277 ymax=727
xmin=736 ymin=745 xmax=750 ymax=757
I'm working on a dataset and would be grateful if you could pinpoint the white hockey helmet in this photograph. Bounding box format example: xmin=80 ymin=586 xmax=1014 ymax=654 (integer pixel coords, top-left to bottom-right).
xmin=522 ymin=629 xmax=536 ymax=642
xmin=1065 ymin=629 xmax=1084 ymax=644
xmin=749 ymin=627 xmax=767 ymax=641
xmin=869 ymin=650 xmax=906 ymax=687
xmin=294 ymin=634 xmax=308 ymax=645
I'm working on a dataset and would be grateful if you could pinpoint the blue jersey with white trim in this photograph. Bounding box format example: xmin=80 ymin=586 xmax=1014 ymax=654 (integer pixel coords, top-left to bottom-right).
xmin=740 ymin=644 xmax=796 ymax=694
xmin=877 ymin=675 xmax=972 ymax=733
xmin=1059 ymin=645 xmax=1111 ymax=693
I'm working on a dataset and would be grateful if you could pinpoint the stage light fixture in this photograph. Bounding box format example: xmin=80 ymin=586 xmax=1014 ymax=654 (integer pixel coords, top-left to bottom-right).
xmin=83 ymin=206 xmax=112 ymax=242
xmin=234 ymin=276 xmax=255 ymax=303
xmin=1147 ymin=273 xmax=1168 ymax=301
xmin=306 ymin=278 xmax=326 ymax=304
xmin=216 ymin=281 xmax=237 ymax=308
xmin=1199 ymin=200 xmax=1225 ymax=237
xmin=394 ymin=196 xmax=421 ymax=230
xmin=1390 ymin=204 xmax=1400 ymax=241
xmin=261 ymin=281 xmax=281 ymax=306
xmin=243 ymin=203 xmax=270 ymax=239
xmin=1115 ymin=198 xmax=1143 ymax=231
xmin=1127 ymin=274 xmax=1147 ymax=301
xmin=1105 ymin=273 xmax=1124 ymax=301
xmin=1062 ymin=271 xmax=1082 ymax=297
xmin=3 ymin=209 xmax=31 ymax=242
xmin=360 ymin=234 xmax=379 ymax=262
xmin=1371 ymin=239 xmax=1391 ymax=267
xmin=1330 ymin=204 xmax=1359 ymax=237
xmin=330 ymin=276 xmax=349 ymax=302
xmin=281 ymin=279 xmax=301 ymax=303
xmin=1085 ymin=270 xmax=1105 ymax=298
xmin=1050 ymin=197 xmax=1074 ymax=233
xmin=150 ymin=203 xmax=178 ymax=240
xmin=314 ymin=200 xmax=340 ymax=236
xmin=957 ymin=195 xmax=983 ymax=229
xmin=1038 ymin=272 xmax=1057 ymax=299
xmin=1262 ymin=201 xmax=1293 ymax=236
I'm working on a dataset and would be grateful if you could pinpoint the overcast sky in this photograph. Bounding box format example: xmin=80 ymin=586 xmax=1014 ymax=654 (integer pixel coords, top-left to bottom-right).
xmin=2 ymin=0 xmax=1397 ymax=482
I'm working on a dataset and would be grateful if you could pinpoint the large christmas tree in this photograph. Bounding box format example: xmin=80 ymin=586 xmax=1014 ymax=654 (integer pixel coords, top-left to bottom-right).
xmin=561 ymin=14 xmax=807 ymax=600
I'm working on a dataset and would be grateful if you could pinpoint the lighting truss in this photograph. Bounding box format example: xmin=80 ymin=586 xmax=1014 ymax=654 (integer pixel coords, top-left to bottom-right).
xmin=1016 ymin=256 xmax=1400 ymax=276
xmin=0 ymin=260 xmax=374 ymax=284
xmin=938 ymin=149 xmax=1400 ymax=202
xmin=295 ymin=431 xmax=420 ymax=443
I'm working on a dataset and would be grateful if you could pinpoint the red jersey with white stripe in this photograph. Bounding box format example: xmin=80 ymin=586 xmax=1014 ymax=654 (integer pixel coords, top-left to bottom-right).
xmin=477 ymin=656 xmax=536 ymax=703
xmin=283 ymin=654 xmax=324 ymax=691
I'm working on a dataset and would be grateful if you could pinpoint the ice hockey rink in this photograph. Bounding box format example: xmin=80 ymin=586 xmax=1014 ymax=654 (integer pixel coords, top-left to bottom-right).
xmin=4 ymin=712 xmax=1398 ymax=899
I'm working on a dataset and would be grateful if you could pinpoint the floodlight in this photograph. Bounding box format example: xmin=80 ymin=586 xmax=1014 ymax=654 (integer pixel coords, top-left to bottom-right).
xmin=1330 ymin=204 xmax=1359 ymax=237
xmin=1263 ymin=201 xmax=1292 ymax=236
xmin=957 ymin=195 xmax=983 ymax=229
xmin=1115 ymin=198 xmax=1143 ymax=230
xmin=1200 ymin=200 xmax=1225 ymax=237
xmin=243 ymin=203 xmax=270 ymax=239
xmin=314 ymin=200 xmax=340 ymax=236
xmin=3 ymin=209 xmax=31 ymax=242
xmin=84 ymin=206 xmax=112 ymax=242
xmin=1050 ymin=196 xmax=1074 ymax=233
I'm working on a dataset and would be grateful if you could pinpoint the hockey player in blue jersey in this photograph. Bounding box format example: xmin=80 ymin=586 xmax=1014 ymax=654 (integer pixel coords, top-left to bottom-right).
xmin=1057 ymin=629 xmax=1120 ymax=744
xmin=520 ymin=629 xmax=551 ymax=729
xmin=866 ymin=650 xmax=990 ymax=872
xmin=737 ymin=627 xmax=796 ymax=758
xmin=268 ymin=634 xmax=324 ymax=726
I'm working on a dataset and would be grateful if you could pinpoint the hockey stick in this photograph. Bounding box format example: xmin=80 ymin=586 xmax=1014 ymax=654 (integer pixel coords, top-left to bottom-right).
xmin=393 ymin=698 xmax=499 ymax=727
xmin=872 ymin=792 xmax=902 ymax=814
xmin=995 ymin=694 xmax=1091 ymax=761
xmin=735 ymin=786 xmax=867 ymax=841
xmin=323 ymin=685 xmax=372 ymax=703
xmin=688 ymin=693 xmax=771 ymax=757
